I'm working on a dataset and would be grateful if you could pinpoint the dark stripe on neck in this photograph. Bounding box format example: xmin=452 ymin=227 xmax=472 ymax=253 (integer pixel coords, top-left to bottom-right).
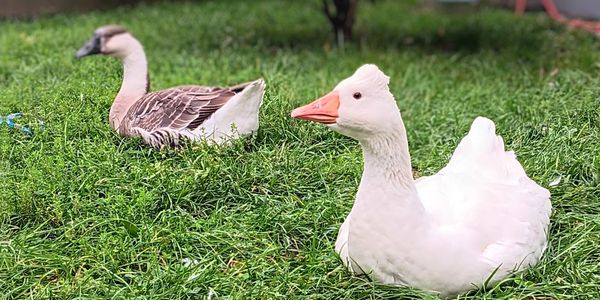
xmin=146 ymin=72 xmax=151 ymax=93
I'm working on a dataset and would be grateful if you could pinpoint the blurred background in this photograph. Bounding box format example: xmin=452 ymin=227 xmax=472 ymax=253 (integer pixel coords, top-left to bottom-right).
xmin=3 ymin=0 xmax=600 ymax=40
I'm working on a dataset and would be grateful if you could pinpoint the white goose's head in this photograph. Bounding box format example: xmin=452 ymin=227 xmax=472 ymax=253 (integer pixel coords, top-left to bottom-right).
xmin=75 ymin=25 xmax=135 ymax=59
xmin=292 ymin=64 xmax=401 ymax=141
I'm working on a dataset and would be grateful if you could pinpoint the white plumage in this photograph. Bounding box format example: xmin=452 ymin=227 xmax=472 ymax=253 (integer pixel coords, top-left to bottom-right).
xmin=292 ymin=64 xmax=552 ymax=298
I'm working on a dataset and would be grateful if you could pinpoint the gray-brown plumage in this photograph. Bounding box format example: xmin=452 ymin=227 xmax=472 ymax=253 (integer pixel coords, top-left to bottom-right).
xmin=119 ymin=83 xmax=258 ymax=148
xmin=76 ymin=25 xmax=265 ymax=148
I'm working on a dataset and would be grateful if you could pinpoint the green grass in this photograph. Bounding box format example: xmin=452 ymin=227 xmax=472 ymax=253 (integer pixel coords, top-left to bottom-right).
xmin=1 ymin=0 xmax=599 ymax=298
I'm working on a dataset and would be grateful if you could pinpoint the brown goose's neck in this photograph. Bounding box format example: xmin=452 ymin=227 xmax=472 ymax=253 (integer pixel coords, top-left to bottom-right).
xmin=109 ymin=37 xmax=149 ymax=130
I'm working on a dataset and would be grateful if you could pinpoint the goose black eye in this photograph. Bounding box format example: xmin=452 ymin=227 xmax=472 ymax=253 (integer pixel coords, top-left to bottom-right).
xmin=353 ymin=92 xmax=362 ymax=100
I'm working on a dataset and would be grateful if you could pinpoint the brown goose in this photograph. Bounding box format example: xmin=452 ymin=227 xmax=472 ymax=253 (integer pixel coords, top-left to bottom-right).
xmin=76 ymin=25 xmax=265 ymax=148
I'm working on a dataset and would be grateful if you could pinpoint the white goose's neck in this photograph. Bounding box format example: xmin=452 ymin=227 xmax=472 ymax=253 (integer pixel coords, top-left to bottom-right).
xmin=109 ymin=37 xmax=149 ymax=130
xmin=356 ymin=118 xmax=425 ymax=216
xmin=361 ymin=134 xmax=414 ymax=192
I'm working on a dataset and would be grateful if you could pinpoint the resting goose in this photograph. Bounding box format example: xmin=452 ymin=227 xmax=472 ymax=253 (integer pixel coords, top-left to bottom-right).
xmin=76 ymin=25 xmax=265 ymax=148
xmin=291 ymin=64 xmax=551 ymax=297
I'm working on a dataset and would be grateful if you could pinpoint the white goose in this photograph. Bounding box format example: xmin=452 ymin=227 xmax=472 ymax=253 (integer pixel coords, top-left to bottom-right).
xmin=76 ymin=25 xmax=265 ymax=148
xmin=291 ymin=64 xmax=551 ymax=297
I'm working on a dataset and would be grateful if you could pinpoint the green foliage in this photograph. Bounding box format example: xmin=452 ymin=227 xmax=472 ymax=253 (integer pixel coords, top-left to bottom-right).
xmin=1 ymin=0 xmax=599 ymax=298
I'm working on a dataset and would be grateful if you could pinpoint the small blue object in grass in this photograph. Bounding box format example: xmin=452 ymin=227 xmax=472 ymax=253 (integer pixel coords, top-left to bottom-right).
xmin=1 ymin=112 xmax=44 ymax=136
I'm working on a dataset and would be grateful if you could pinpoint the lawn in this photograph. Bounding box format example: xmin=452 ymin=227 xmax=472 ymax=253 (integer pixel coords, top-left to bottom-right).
xmin=1 ymin=0 xmax=599 ymax=298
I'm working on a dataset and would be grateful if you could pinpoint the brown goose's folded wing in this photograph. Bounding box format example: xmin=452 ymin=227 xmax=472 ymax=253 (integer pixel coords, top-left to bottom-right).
xmin=122 ymin=85 xmax=240 ymax=133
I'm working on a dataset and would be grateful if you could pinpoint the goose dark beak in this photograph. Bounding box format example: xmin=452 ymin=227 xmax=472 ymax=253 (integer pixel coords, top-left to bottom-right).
xmin=75 ymin=35 xmax=101 ymax=59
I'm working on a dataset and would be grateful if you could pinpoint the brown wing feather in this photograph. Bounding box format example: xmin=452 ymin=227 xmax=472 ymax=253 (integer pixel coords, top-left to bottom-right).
xmin=120 ymin=85 xmax=243 ymax=134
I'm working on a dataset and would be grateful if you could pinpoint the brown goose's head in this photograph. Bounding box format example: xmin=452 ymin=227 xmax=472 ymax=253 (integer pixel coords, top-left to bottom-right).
xmin=75 ymin=25 xmax=131 ymax=59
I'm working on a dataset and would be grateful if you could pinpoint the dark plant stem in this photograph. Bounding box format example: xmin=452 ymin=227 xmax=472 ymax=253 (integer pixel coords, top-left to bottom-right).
xmin=323 ymin=0 xmax=359 ymax=46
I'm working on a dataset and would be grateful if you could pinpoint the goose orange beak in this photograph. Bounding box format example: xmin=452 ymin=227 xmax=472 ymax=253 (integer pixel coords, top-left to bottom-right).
xmin=291 ymin=91 xmax=340 ymax=124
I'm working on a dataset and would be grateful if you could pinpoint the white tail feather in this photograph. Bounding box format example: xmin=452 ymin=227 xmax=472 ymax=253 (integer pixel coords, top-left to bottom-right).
xmin=444 ymin=117 xmax=527 ymax=180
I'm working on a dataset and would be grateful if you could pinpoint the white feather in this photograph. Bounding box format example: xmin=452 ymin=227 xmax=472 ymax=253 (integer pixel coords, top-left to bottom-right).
xmin=335 ymin=117 xmax=551 ymax=297
xmin=323 ymin=65 xmax=551 ymax=298
xmin=194 ymin=79 xmax=265 ymax=144
xmin=351 ymin=64 xmax=390 ymax=89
